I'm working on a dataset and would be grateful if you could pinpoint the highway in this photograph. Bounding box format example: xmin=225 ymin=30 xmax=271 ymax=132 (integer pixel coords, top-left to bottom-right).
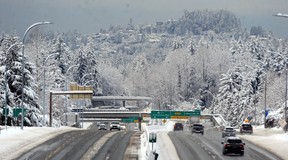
xmin=15 ymin=123 xmax=141 ymax=160
xmin=13 ymin=113 xmax=283 ymax=160
xmin=168 ymin=127 xmax=282 ymax=160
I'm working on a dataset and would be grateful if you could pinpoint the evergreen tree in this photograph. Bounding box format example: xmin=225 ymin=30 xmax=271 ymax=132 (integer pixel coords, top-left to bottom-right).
xmin=0 ymin=34 xmax=41 ymax=126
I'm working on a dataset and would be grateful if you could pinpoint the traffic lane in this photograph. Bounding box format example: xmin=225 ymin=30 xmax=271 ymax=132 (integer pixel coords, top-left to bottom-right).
xmin=51 ymin=130 xmax=110 ymax=160
xmin=168 ymin=131 xmax=219 ymax=160
xmin=194 ymin=128 xmax=282 ymax=160
xmin=92 ymin=131 xmax=134 ymax=160
xmin=16 ymin=130 xmax=98 ymax=160
xmin=16 ymin=122 xmax=108 ymax=160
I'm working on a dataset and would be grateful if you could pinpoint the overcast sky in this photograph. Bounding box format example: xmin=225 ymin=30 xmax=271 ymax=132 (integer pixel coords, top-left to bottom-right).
xmin=0 ymin=0 xmax=288 ymax=37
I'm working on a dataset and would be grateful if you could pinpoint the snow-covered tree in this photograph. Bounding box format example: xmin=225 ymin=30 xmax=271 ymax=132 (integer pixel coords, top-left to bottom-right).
xmin=0 ymin=34 xmax=41 ymax=126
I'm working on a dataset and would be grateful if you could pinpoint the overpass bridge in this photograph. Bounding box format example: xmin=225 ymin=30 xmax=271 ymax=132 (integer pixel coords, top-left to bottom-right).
xmin=78 ymin=110 xmax=228 ymax=130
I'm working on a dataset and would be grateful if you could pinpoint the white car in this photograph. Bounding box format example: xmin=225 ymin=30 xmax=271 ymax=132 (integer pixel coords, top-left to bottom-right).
xmin=120 ymin=123 xmax=127 ymax=130
xmin=110 ymin=121 xmax=121 ymax=131
xmin=133 ymin=127 xmax=140 ymax=131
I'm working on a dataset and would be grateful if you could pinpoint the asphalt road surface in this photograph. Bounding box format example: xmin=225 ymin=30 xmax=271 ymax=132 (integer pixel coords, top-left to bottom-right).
xmin=169 ymin=127 xmax=282 ymax=160
xmin=15 ymin=123 xmax=136 ymax=160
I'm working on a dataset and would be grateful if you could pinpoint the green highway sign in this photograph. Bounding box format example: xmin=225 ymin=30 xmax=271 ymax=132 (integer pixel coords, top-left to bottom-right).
xmin=13 ymin=108 xmax=27 ymax=117
xmin=151 ymin=111 xmax=171 ymax=119
xmin=3 ymin=108 xmax=10 ymax=115
xmin=185 ymin=110 xmax=201 ymax=116
xmin=151 ymin=110 xmax=201 ymax=119
xmin=122 ymin=117 xmax=138 ymax=123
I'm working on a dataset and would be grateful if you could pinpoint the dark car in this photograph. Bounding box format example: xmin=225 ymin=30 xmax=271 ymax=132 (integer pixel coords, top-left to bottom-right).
xmin=173 ymin=122 xmax=184 ymax=131
xmin=221 ymin=137 xmax=245 ymax=156
xmin=222 ymin=127 xmax=236 ymax=138
xmin=191 ymin=123 xmax=204 ymax=135
xmin=240 ymin=123 xmax=253 ymax=134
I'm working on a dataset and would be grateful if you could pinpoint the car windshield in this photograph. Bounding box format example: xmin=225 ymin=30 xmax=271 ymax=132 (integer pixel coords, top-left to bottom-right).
xmin=111 ymin=122 xmax=120 ymax=124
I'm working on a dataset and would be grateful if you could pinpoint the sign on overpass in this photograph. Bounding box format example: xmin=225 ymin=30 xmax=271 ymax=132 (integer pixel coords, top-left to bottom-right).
xmin=151 ymin=110 xmax=201 ymax=119
xmin=121 ymin=117 xmax=139 ymax=123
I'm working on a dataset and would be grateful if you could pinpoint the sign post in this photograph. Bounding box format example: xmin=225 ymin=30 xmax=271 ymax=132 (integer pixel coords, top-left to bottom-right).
xmin=149 ymin=132 xmax=157 ymax=150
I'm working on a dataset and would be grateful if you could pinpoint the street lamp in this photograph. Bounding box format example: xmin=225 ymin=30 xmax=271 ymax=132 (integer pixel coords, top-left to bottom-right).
xmin=273 ymin=13 xmax=288 ymax=18
xmin=80 ymin=73 xmax=96 ymax=85
xmin=42 ymin=52 xmax=59 ymax=126
xmin=270 ymin=52 xmax=288 ymax=123
xmin=21 ymin=22 xmax=53 ymax=129
xmin=65 ymin=65 xmax=80 ymax=88
xmin=79 ymin=73 xmax=95 ymax=128
xmin=4 ymin=43 xmax=22 ymax=129
xmin=64 ymin=65 xmax=79 ymax=126
xmin=244 ymin=65 xmax=258 ymax=125
xmin=273 ymin=13 xmax=288 ymax=131
xmin=252 ymin=59 xmax=268 ymax=127
xmin=203 ymin=90 xmax=215 ymax=114
xmin=83 ymin=80 xmax=94 ymax=86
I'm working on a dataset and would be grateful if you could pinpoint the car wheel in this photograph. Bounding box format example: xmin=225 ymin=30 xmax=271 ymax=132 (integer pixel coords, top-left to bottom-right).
xmin=202 ymin=132 xmax=204 ymax=135
xmin=222 ymin=151 xmax=226 ymax=155
xmin=240 ymin=152 xmax=244 ymax=156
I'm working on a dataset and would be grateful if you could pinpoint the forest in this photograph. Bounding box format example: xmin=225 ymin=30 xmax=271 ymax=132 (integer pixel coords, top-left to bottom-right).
xmin=0 ymin=9 xmax=287 ymax=127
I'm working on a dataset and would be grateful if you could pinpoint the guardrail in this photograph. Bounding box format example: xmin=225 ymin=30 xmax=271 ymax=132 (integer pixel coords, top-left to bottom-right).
xmin=211 ymin=114 xmax=229 ymax=126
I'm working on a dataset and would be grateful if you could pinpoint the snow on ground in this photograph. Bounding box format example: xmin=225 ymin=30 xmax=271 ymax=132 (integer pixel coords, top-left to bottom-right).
xmin=1 ymin=122 xmax=288 ymax=160
xmin=237 ymin=126 xmax=288 ymax=160
xmin=143 ymin=119 xmax=182 ymax=160
xmin=0 ymin=126 xmax=81 ymax=160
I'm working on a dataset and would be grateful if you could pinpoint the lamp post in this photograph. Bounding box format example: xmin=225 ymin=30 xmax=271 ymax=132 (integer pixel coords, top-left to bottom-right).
xmin=83 ymin=80 xmax=94 ymax=86
xmin=271 ymin=51 xmax=288 ymax=126
xmin=64 ymin=65 xmax=79 ymax=126
xmin=42 ymin=52 xmax=59 ymax=126
xmin=273 ymin=13 xmax=288 ymax=130
xmin=79 ymin=73 xmax=95 ymax=128
xmin=80 ymin=73 xmax=95 ymax=85
xmin=4 ymin=43 xmax=22 ymax=129
xmin=21 ymin=22 xmax=53 ymax=129
xmin=244 ymin=65 xmax=258 ymax=125
xmin=252 ymin=59 xmax=268 ymax=127
xmin=203 ymin=90 xmax=215 ymax=114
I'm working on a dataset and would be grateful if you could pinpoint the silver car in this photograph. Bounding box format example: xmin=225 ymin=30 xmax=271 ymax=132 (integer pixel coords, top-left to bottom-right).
xmin=222 ymin=127 xmax=236 ymax=138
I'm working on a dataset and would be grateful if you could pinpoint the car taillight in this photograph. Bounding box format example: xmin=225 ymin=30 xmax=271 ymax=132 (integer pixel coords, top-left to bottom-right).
xmin=224 ymin=144 xmax=230 ymax=148
xmin=239 ymin=144 xmax=244 ymax=148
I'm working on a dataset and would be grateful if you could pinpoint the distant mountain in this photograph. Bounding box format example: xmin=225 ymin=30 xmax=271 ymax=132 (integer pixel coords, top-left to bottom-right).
xmin=139 ymin=9 xmax=241 ymax=35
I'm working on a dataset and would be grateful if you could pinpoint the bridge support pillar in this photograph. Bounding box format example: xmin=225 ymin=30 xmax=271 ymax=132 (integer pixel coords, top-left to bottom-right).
xmin=138 ymin=116 xmax=142 ymax=131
